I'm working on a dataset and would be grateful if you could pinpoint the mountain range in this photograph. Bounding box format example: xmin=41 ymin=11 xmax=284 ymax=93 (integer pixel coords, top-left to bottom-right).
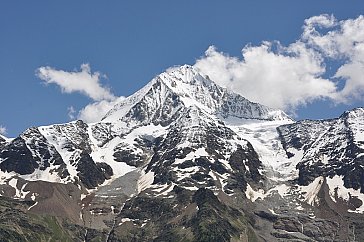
xmin=0 ymin=65 xmax=363 ymax=241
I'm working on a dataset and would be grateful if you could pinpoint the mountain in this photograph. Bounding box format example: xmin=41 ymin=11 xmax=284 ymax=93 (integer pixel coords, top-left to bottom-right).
xmin=278 ymin=108 xmax=364 ymax=190
xmin=0 ymin=65 xmax=363 ymax=241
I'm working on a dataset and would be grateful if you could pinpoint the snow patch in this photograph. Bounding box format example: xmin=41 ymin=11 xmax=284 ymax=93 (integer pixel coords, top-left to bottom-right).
xmin=89 ymin=135 xmax=135 ymax=178
xmin=225 ymin=118 xmax=298 ymax=181
xmin=21 ymin=166 xmax=62 ymax=183
xmin=174 ymin=148 xmax=208 ymax=165
xmin=137 ymin=170 xmax=154 ymax=193
xmin=327 ymin=175 xmax=364 ymax=213
xmin=119 ymin=218 xmax=136 ymax=225
xmin=299 ymin=176 xmax=323 ymax=206
xmin=28 ymin=202 xmax=38 ymax=210
xmin=245 ymin=184 xmax=267 ymax=202
xmin=269 ymin=184 xmax=290 ymax=198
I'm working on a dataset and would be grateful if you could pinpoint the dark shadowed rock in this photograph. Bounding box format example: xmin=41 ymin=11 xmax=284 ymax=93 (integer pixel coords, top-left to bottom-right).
xmin=76 ymin=152 xmax=113 ymax=189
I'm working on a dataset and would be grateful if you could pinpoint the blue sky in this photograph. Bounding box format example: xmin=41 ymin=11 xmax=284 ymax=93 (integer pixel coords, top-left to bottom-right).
xmin=1 ymin=1 xmax=364 ymax=137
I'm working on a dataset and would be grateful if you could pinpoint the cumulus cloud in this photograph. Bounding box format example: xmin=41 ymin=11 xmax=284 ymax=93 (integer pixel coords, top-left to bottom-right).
xmin=302 ymin=14 xmax=364 ymax=58
xmin=0 ymin=126 xmax=7 ymax=136
xmin=195 ymin=44 xmax=336 ymax=111
xmin=302 ymin=14 xmax=364 ymax=103
xmin=334 ymin=61 xmax=364 ymax=102
xmin=78 ymin=97 xmax=125 ymax=123
xmin=67 ymin=106 xmax=76 ymax=120
xmin=194 ymin=14 xmax=364 ymax=112
xmin=37 ymin=64 xmax=115 ymax=101
xmin=36 ymin=64 xmax=123 ymax=123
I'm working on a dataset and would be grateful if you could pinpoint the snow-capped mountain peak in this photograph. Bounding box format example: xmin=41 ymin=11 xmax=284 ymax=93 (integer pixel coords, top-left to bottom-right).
xmin=103 ymin=65 xmax=291 ymax=125
xmin=162 ymin=64 xmax=209 ymax=85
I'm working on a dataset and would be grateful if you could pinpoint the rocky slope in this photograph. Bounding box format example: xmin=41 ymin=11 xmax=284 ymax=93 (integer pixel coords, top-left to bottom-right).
xmin=0 ymin=65 xmax=363 ymax=241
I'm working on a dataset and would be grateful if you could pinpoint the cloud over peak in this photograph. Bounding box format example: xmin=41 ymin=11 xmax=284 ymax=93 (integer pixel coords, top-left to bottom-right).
xmin=195 ymin=14 xmax=364 ymax=113
xmin=195 ymin=43 xmax=336 ymax=111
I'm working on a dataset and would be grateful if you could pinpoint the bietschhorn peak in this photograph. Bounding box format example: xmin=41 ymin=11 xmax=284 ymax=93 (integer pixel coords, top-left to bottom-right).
xmin=102 ymin=64 xmax=292 ymax=123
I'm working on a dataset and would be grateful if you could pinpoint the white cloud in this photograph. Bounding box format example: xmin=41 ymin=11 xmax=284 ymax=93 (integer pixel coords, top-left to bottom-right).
xmin=334 ymin=61 xmax=364 ymax=102
xmin=302 ymin=14 xmax=364 ymax=58
xmin=37 ymin=64 xmax=115 ymax=101
xmin=36 ymin=64 xmax=124 ymax=123
xmin=302 ymin=14 xmax=364 ymax=103
xmin=67 ymin=106 xmax=76 ymax=120
xmin=195 ymin=44 xmax=337 ymax=111
xmin=0 ymin=126 xmax=7 ymax=136
xmin=304 ymin=14 xmax=336 ymax=28
xmin=78 ymin=97 xmax=125 ymax=123
xmin=195 ymin=15 xmax=364 ymax=112
xmin=302 ymin=14 xmax=338 ymax=57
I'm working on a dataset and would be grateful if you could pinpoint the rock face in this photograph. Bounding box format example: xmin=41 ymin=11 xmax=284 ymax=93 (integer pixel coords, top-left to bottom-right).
xmin=278 ymin=108 xmax=364 ymax=191
xmin=0 ymin=65 xmax=364 ymax=241
xmin=0 ymin=127 xmax=65 ymax=176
